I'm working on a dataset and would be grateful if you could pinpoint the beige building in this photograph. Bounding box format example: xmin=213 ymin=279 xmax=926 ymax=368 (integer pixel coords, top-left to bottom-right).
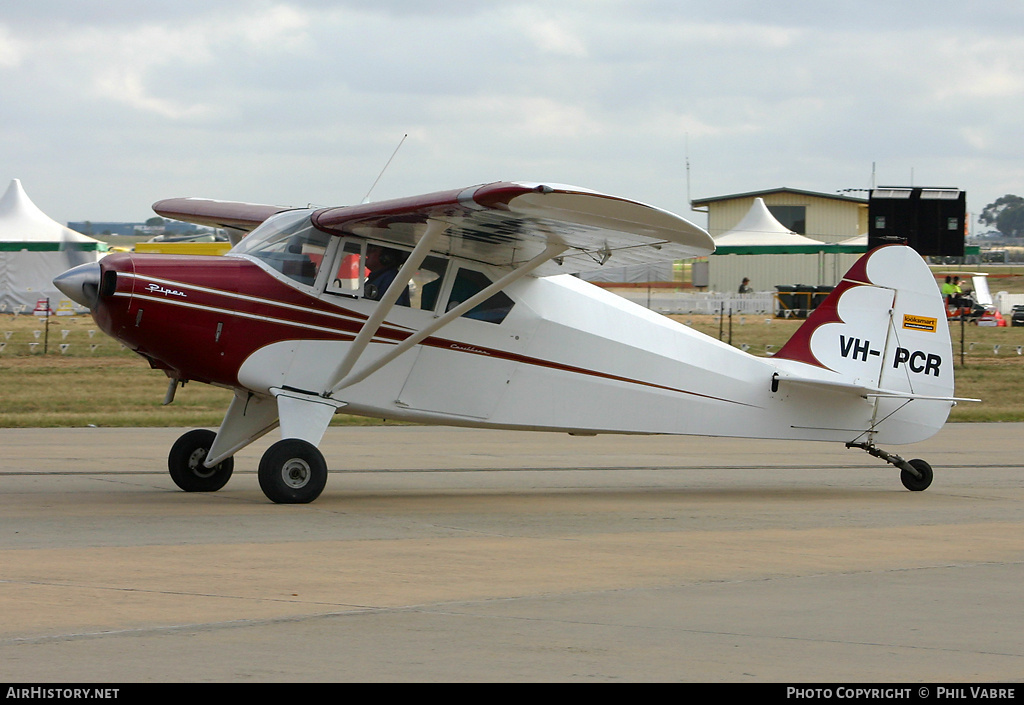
xmin=691 ymin=187 xmax=868 ymax=244
xmin=690 ymin=188 xmax=868 ymax=293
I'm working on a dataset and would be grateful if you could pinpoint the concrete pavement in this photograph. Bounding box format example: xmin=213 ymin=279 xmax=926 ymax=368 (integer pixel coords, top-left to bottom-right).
xmin=0 ymin=424 xmax=1022 ymax=682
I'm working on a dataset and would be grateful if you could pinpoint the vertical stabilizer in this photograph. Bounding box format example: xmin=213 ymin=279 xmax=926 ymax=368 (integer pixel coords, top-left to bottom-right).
xmin=771 ymin=245 xmax=956 ymax=444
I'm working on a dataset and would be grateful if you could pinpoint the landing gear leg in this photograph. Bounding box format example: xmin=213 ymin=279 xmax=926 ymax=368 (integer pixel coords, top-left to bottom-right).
xmin=846 ymin=442 xmax=933 ymax=492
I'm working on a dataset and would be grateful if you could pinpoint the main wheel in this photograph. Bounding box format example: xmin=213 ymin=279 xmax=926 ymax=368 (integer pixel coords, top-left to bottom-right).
xmin=900 ymin=458 xmax=933 ymax=492
xmin=168 ymin=429 xmax=233 ymax=492
xmin=258 ymin=439 xmax=328 ymax=504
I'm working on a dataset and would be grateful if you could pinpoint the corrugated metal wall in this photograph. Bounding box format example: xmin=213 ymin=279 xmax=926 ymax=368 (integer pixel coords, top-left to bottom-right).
xmin=709 ymin=252 xmax=863 ymax=292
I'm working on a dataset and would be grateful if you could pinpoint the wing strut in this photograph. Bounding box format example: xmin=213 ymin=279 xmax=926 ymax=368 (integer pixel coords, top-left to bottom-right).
xmin=327 ymin=241 xmax=568 ymax=396
xmin=324 ymin=218 xmax=449 ymax=392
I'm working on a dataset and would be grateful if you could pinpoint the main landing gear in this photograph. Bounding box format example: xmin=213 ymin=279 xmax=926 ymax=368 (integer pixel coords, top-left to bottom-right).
xmin=846 ymin=442 xmax=934 ymax=492
xmin=257 ymin=439 xmax=328 ymax=504
xmin=168 ymin=431 xmax=328 ymax=504
xmin=168 ymin=429 xmax=234 ymax=492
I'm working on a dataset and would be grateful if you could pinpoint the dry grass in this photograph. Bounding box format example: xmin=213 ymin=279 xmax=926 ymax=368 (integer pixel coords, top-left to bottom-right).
xmin=2 ymin=310 xmax=1022 ymax=426
xmin=0 ymin=356 xmax=232 ymax=427
xmin=0 ymin=315 xmax=398 ymax=428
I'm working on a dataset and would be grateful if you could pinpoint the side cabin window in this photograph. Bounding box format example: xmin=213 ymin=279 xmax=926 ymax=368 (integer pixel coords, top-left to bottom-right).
xmin=230 ymin=210 xmax=330 ymax=287
xmin=415 ymin=255 xmax=448 ymax=312
xmin=448 ymin=267 xmax=514 ymax=324
xmin=325 ymin=244 xmax=449 ymax=312
xmin=326 ymin=240 xmax=365 ymax=297
xmin=364 ymin=245 xmax=411 ymax=306
xmin=318 ymin=242 xmax=514 ymax=325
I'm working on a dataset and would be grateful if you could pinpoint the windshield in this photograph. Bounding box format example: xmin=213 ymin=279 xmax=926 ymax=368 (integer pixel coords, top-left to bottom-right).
xmin=230 ymin=209 xmax=331 ymax=286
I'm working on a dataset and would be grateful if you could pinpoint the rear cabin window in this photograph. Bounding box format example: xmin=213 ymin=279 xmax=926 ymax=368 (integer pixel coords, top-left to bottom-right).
xmin=448 ymin=268 xmax=514 ymax=324
xmin=415 ymin=256 xmax=448 ymax=312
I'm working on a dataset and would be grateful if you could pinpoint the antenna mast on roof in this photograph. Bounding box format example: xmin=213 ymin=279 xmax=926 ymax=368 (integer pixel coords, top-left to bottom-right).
xmin=362 ymin=133 xmax=408 ymax=204
xmin=685 ymin=132 xmax=692 ymax=207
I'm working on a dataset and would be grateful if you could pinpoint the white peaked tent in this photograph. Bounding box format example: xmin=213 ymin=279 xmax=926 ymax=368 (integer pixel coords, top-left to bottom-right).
xmin=0 ymin=179 xmax=107 ymax=312
xmin=708 ymin=198 xmax=863 ymax=293
xmin=714 ymin=197 xmax=825 ymax=248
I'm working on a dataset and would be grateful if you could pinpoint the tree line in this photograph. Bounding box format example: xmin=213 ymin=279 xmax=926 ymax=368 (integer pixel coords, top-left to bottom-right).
xmin=980 ymin=195 xmax=1024 ymax=238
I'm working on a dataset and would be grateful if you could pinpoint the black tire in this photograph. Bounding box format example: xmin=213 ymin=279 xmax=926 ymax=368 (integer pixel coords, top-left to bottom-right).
xmin=168 ymin=429 xmax=233 ymax=492
xmin=258 ymin=439 xmax=328 ymax=504
xmin=900 ymin=458 xmax=933 ymax=492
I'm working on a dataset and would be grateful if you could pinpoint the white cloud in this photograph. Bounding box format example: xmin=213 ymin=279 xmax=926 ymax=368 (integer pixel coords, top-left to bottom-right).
xmin=2 ymin=5 xmax=317 ymax=121
xmin=233 ymin=4 xmax=313 ymax=48
xmin=514 ymin=15 xmax=589 ymax=58
xmin=1 ymin=1 xmax=1023 ymax=225
xmin=0 ymin=25 xmax=26 ymax=68
xmin=94 ymin=69 xmax=210 ymax=120
xmin=450 ymin=94 xmax=604 ymax=138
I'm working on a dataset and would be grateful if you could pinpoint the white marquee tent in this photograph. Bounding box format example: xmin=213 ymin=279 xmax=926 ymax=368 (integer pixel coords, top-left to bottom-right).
xmin=713 ymin=197 xmax=827 ymax=249
xmin=709 ymin=197 xmax=862 ymax=294
xmin=0 ymin=179 xmax=107 ymax=312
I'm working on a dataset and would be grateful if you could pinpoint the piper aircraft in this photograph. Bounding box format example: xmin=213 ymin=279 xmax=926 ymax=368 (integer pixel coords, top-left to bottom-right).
xmin=53 ymin=182 xmax=970 ymax=503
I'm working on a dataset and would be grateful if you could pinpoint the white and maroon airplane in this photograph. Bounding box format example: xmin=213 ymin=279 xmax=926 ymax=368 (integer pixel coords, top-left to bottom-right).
xmin=53 ymin=182 xmax=969 ymax=503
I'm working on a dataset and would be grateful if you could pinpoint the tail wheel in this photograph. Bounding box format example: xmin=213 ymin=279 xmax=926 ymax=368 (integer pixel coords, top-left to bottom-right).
xmin=258 ymin=439 xmax=328 ymax=504
xmin=168 ymin=429 xmax=233 ymax=492
xmin=900 ymin=458 xmax=933 ymax=492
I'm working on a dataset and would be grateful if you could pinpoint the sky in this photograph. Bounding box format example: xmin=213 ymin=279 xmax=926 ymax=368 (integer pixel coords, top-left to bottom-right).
xmin=2 ymin=0 xmax=1023 ymax=235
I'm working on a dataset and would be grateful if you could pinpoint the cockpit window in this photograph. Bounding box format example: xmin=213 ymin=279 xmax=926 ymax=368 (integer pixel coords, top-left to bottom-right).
xmin=233 ymin=215 xmax=516 ymax=325
xmin=229 ymin=209 xmax=330 ymax=286
xmin=324 ymin=242 xmax=417 ymax=306
xmin=364 ymin=245 xmax=411 ymax=306
xmin=325 ymin=240 xmax=365 ymax=297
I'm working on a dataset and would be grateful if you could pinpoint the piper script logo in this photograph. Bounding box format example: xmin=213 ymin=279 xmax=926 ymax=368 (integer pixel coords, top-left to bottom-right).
xmin=902 ymin=314 xmax=937 ymax=333
xmin=145 ymin=283 xmax=187 ymax=298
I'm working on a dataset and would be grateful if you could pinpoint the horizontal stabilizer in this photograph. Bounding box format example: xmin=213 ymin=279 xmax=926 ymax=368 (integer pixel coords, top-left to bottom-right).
xmin=777 ymin=373 xmax=979 ymax=403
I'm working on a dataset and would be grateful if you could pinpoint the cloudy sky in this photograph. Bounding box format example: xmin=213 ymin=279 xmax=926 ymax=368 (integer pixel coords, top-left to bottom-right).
xmin=2 ymin=1 xmax=1022 ymax=235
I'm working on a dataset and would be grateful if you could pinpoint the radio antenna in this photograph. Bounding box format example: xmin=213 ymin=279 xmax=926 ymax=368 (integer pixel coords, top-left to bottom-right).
xmin=685 ymin=132 xmax=691 ymax=207
xmin=362 ymin=133 xmax=408 ymax=204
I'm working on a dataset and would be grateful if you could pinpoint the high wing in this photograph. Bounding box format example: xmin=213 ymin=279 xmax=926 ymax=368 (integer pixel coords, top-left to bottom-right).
xmin=152 ymin=197 xmax=294 ymax=244
xmin=153 ymin=182 xmax=714 ymax=275
xmin=311 ymin=181 xmax=714 ymax=276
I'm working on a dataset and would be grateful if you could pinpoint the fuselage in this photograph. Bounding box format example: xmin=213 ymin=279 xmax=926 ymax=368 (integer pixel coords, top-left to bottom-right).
xmin=87 ymin=247 xmax=889 ymax=443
